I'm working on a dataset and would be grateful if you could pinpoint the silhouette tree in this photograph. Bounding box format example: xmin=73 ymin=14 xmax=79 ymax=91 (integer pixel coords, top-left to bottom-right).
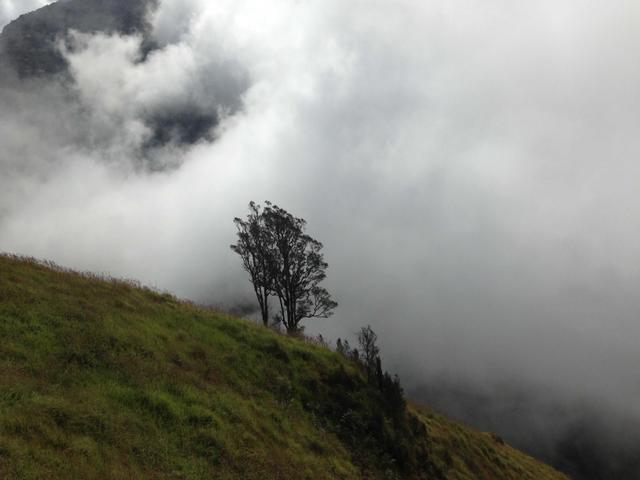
xmin=230 ymin=202 xmax=272 ymax=326
xmin=231 ymin=201 xmax=337 ymax=332
xmin=358 ymin=325 xmax=380 ymax=380
xmin=356 ymin=325 xmax=406 ymax=416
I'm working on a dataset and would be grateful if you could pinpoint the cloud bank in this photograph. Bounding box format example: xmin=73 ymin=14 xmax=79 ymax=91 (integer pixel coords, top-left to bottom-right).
xmin=1 ymin=1 xmax=640 ymax=477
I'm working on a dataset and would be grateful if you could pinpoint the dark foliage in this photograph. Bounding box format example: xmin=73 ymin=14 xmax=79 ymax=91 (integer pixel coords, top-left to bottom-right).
xmin=326 ymin=327 xmax=441 ymax=478
xmin=231 ymin=201 xmax=337 ymax=332
xmin=302 ymin=363 xmax=443 ymax=479
xmin=357 ymin=325 xmax=380 ymax=380
xmin=231 ymin=202 xmax=273 ymax=326
xmin=336 ymin=338 xmax=359 ymax=362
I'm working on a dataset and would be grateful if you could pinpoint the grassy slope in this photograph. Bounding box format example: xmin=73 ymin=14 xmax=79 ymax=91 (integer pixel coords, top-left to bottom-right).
xmin=414 ymin=406 xmax=569 ymax=480
xmin=0 ymin=255 xmax=569 ymax=480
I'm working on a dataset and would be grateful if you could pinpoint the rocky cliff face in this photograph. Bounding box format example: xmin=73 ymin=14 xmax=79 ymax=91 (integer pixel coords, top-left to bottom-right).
xmin=0 ymin=0 xmax=156 ymax=77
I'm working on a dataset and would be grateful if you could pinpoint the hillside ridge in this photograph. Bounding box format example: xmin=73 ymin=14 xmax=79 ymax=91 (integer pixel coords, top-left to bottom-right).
xmin=0 ymin=254 xmax=569 ymax=479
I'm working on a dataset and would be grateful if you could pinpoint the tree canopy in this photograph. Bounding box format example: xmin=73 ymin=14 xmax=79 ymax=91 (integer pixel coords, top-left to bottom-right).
xmin=231 ymin=201 xmax=337 ymax=332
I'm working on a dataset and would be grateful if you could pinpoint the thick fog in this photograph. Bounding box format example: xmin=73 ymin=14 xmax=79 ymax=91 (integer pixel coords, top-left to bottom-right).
xmin=1 ymin=1 xmax=640 ymax=477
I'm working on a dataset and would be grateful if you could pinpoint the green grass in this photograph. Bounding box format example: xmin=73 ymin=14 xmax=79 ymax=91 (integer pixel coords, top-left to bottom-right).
xmin=412 ymin=406 xmax=569 ymax=480
xmin=0 ymin=255 xmax=569 ymax=479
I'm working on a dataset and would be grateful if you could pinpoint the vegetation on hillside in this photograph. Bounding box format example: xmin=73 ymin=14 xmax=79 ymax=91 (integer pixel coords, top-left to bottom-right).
xmin=0 ymin=254 xmax=568 ymax=479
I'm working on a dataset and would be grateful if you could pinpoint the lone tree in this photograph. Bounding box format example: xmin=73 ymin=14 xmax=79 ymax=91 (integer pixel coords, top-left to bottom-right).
xmin=231 ymin=201 xmax=337 ymax=332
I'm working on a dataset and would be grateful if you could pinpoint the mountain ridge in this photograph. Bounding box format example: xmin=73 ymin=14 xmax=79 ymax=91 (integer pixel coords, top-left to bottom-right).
xmin=0 ymin=0 xmax=156 ymax=77
xmin=0 ymin=0 xmax=221 ymax=154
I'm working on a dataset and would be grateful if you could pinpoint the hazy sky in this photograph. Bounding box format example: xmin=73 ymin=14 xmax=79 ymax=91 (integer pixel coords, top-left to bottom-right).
xmin=0 ymin=0 xmax=53 ymax=28
xmin=1 ymin=2 xmax=640 ymax=470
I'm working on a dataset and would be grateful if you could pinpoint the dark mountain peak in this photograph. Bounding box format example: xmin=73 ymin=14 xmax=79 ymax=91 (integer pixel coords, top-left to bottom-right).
xmin=0 ymin=0 xmax=157 ymax=77
xmin=0 ymin=0 xmax=223 ymax=154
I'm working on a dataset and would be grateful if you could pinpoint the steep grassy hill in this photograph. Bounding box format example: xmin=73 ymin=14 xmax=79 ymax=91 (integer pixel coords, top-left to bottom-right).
xmin=0 ymin=254 xmax=569 ymax=479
